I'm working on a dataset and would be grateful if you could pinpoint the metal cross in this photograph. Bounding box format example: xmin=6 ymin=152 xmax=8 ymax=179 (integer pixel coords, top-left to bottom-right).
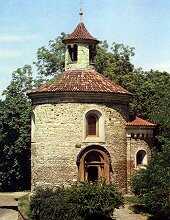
xmin=79 ymin=0 xmax=84 ymax=22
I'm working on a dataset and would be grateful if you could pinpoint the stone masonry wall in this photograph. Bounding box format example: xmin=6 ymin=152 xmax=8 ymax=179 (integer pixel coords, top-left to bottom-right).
xmin=130 ymin=138 xmax=152 ymax=166
xmin=32 ymin=102 xmax=129 ymax=192
xmin=126 ymin=136 xmax=153 ymax=192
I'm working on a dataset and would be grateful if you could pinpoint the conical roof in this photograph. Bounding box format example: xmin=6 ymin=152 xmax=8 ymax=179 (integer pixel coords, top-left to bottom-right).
xmin=63 ymin=22 xmax=99 ymax=44
xmin=29 ymin=69 xmax=131 ymax=95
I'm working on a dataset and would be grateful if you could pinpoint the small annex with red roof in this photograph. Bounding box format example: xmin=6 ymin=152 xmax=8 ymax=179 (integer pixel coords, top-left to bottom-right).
xmin=28 ymin=19 xmax=157 ymax=194
xmin=126 ymin=116 xmax=156 ymax=140
xmin=126 ymin=116 xmax=156 ymax=127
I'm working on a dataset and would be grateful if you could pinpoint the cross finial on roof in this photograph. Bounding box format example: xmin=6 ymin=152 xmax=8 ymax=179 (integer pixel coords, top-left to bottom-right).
xmin=79 ymin=0 xmax=84 ymax=22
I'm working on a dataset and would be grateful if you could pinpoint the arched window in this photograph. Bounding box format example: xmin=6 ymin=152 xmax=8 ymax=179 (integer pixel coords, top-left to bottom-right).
xmin=86 ymin=114 xmax=99 ymax=136
xmin=89 ymin=44 xmax=96 ymax=64
xmin=73 ymin=44 xmax=78 ymax=61
xmin=84 ymin=109 xmax=104 ymax=142
xmin=136 ymin=150 xmax=147 ymax=167
xmin=68 ymin=44 xmax=78 ymax=62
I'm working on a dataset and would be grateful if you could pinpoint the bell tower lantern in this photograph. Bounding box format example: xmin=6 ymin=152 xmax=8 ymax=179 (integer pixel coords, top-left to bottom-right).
xmin=63 ymin=22 xmax=99 ymax=71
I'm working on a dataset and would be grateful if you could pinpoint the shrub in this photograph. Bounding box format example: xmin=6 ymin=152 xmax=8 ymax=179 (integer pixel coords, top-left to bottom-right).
xmin=30 ymin=181 xmax=123 ymax=220
xmin=131 ymin=143 xmax=170 ymax=219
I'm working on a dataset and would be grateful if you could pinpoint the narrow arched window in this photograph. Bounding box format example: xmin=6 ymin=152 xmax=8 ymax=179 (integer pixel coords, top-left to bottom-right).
xmin=86 ymin=114 xmax=98 ymax=136
xmin=68 ymin=44 xmax=78 ymax=62
xmin=73 ymin=44 xmax=78 ymax=61
xmin=136 ymin=150 xmax=147 ymax=167
xmin=89 ymin=44 xmax=96 ymax=64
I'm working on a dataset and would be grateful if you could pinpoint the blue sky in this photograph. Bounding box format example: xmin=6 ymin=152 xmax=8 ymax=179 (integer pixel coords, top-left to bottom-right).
xmin=0 ymin=0 xmax=170 ymax=95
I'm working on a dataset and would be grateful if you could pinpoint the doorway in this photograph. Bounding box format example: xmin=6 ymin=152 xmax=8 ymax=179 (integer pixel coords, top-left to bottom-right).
xmin=87 ymin=166 xmax=98 ymax=182
xmin=77 ymin=145 xmax=111 ymax=183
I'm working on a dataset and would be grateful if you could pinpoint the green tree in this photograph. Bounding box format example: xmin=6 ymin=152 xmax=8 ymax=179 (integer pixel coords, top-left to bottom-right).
xmin=0 ymin=65 xmax=32 ymax=191
xmin=124 ymin=70 xmax=170 ymax=141
xmin=96 ymin=42 xmax=135 ymax=84
xmin=34 ymin=32 xmax=66 ymax=83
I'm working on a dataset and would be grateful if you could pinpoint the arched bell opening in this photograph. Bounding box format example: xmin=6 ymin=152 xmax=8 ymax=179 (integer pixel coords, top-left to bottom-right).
xmin=89 ymin=44 xmax=96 ymax=64
xmin=68 ymin=44 xmax=78 ymax=62
xmin=77 ymin=145 xmax=111 ymax=183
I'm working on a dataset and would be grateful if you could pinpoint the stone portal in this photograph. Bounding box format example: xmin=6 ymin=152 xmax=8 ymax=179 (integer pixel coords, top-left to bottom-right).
xmin=77 ymin=145 xmax=111 ymax=183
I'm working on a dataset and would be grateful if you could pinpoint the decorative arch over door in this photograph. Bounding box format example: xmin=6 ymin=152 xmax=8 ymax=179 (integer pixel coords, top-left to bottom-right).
xmin=77 ymin=145 xmax=111 ymax=183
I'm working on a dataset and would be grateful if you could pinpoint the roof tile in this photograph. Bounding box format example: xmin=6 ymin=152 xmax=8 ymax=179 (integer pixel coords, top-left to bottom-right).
xmin=126 ymin=117 xmax=156 ymax=127
xmin=63 ymin=22 xmax=99 ymax=43
xmin=29 ymin=69 xmax=131 ymax=95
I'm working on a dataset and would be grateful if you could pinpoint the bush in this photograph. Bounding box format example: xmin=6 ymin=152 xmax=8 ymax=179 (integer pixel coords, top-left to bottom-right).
xmin=30 ymin=182 xmax=123 ymax=220
xmin=131 ymin=143 xmax=170 ymax=219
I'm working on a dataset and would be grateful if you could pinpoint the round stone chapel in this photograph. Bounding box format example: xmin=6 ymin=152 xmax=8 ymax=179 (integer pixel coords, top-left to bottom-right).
xmin=28 ymin=22 xmax=156 ymax=193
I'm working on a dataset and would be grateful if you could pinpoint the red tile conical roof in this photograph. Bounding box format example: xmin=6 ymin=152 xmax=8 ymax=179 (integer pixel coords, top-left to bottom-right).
xmin=29 ymin=70 xmax=131 ymax=95
xmin=63 ymin=22 xmax=99 ymax=44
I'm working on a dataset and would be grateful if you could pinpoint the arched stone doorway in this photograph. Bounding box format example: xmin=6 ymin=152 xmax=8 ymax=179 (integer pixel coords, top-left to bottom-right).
xmin=77 ymin=145 xmax=111 ymax=183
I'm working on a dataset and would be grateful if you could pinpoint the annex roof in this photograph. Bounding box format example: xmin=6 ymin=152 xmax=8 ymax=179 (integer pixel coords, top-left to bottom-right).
xmin=126 ymin=116 xmax=156 ymax=127
xmin=63 ymin=22 xmax=99 ymax=44
xmin=29 ymin=69 xmax=131 ymax=95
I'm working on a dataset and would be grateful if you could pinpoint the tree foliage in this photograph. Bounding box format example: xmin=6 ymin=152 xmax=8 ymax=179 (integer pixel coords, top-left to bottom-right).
xmin=96 ymin=42 xmax=135 ymax=84
xmin=34 ymin=32 xmax=66 ymax=81
xmin=0 ymin=65 xmax=32 ymax=191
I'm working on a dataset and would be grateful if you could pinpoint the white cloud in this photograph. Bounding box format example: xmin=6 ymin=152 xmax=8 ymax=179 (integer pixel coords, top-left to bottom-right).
xmin=0 ymin=49 xmax=21 ymax=59
xmin=135 ymin=61 xmax=170 ymax=73
xmin=153 ymin=61 xmax=170 ymax=73
xmin=0 ymin=34 xmax=37 ymax=43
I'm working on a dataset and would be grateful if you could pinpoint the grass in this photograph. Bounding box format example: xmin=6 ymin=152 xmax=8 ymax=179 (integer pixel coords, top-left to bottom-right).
xmin=18 ymin=193 xmax=30 ymax=219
